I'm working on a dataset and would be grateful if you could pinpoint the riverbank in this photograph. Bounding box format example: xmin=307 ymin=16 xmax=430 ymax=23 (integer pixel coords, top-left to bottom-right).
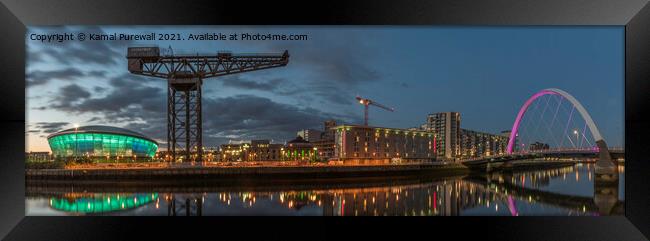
xmin=26 ymin=162 xmax=470 ymax=181
xmin=26 ymin=158 xmax=595 ymax=181
xmin=26 ymin=171 xmax=470 ymax=196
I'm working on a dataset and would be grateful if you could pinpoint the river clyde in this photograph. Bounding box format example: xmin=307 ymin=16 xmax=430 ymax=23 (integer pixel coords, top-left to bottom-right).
xmin=25 ymin=161 xmax=624 ymax=216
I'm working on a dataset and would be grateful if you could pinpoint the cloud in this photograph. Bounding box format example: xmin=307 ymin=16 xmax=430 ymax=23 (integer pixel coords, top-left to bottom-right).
xmin=93 ymin=86 xmax=108 ymax=93
xmin=220 ymin=76 xmax=286 ymax=91
xmin=199 ymin=95 xmax=351 ymax=146
xmin=30 ymin=122 xmax=70 ymax=134
xmin=27 ymin=51 xmax=44 ymax=63
xmin=74 ymin=77 xmax=165 ymax=114
xmin=43 ymin=82 xmax=352 ymax=146
xmin=217 ymin=30 xmax=382 ymax=106
xmin=41 ymin=73 xmax=164 ymax=119
xmin=39 ymin=73 xmax=167 ymax=142
xmin=252 ymin=31 xmax=380 ymax=84
xmin=86 ymin=117 xmax=103 ymax=123
xmin=59 ymin=84 xmax=91 ymax=101
xmin=27 ymin=27 xmax=376 ymax=146
xmin=119 ymin=94 xmax=353 ymax=147
xmin=28 ymin=27 xmax=380 ymax=107
xmin=26 ymin=68 xmax=110 ymax=87
xmin=26 ymin=68 xmax=85 ymax=87
xmin=48 ymin=84 xmax=91 ymax=110
xmin=88 ymin=70 xmax=107 ymax=78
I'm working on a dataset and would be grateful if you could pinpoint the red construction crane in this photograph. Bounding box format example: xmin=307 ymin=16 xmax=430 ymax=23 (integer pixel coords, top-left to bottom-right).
xmin=356 ymin=96 xmax=395 ymax=126
xmin=127 ymin=46 xmax=289 ymax=163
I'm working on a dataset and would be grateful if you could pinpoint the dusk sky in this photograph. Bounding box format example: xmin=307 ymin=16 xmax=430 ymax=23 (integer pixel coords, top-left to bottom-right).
xmin=26 ymin=26 xmax=624 ymax=152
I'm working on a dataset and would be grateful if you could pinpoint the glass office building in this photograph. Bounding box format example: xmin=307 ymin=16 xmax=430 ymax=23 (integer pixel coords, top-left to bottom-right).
xmin=47 ymin=125 xmax=158 ymax=160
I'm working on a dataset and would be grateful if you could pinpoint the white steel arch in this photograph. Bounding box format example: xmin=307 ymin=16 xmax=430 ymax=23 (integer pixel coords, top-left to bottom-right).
xmin=506 ymin=88 xmax=604 ymax=154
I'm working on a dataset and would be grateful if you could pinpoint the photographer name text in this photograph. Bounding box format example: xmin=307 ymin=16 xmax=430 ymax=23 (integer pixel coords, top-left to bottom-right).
xmin=29 ymin=32 xmax=309 ymax=43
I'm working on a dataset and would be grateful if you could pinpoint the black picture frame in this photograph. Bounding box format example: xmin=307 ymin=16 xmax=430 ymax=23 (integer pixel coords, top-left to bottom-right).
xmin=0 ymin=0 xmax=648 ymax=240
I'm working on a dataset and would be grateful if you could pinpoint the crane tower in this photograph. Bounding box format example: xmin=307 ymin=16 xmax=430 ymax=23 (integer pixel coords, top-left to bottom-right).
xmin=356 ymin=96 xmax=394 ymax=126
xmin=127 ymin=47 xmax=289 ymax=162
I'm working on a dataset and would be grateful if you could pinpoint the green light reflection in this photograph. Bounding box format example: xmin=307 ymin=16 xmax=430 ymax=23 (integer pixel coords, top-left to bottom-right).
xmin=49 ymin=193 xmax=158 ymax=213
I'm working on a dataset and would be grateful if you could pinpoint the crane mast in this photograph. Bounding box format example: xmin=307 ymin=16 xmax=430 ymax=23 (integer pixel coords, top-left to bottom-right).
xmin=127 ymin=47 xmax=289 ymax=163
xmin=356 ymin=96 xmax=395 ymax=126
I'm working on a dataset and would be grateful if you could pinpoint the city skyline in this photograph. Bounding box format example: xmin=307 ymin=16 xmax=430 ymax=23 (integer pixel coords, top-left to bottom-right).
xmin=26 ymin=26 xmax=624 ymax=152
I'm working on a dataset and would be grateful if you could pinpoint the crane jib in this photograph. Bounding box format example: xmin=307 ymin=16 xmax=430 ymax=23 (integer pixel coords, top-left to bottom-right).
xmin=127 ymin=47 xmax=290 ymax=163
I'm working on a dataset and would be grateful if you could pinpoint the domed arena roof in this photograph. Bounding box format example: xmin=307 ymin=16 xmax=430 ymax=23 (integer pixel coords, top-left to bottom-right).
xmin=47 ymin=125 xmax=157 ymax=144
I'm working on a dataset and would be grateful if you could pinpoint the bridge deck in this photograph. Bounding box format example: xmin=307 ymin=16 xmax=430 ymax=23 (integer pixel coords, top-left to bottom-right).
xmin=461 ymin=149 xmax=624 ymax=166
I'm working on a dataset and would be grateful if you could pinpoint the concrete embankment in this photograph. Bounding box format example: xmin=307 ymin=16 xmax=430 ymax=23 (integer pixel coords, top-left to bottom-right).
xmin=26 ymin=172 xmax=470 ymax=195
xmin=26 ymin=163 xmax=469 ymax=181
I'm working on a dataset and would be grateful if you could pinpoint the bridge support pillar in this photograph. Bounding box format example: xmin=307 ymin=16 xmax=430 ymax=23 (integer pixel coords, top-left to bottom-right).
xmin=596 ymin=140 xmax=613 ymax=163
xmin=594 ymin=140 xmax=618 ymax=183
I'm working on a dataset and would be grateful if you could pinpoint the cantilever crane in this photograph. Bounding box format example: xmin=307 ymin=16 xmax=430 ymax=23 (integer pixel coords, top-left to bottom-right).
xmin=127 ymin=47 xmax=289 ymax=163
xmin=356 ymin=96 xmax=395 ymax=126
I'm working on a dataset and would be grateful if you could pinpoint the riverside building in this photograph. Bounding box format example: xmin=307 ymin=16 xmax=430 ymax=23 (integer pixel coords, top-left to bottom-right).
xmin=311 ymin=120 xmax=337 ymax=160
xmin=249 ymin=140 xmax=283 ymax=161
xmin=423 ymin=112 xmax=461 ymax=160
xmin=332 ymin=125 xmax=436 ymax=164
xmin=459 ymin=129 xmax=509 ymax=158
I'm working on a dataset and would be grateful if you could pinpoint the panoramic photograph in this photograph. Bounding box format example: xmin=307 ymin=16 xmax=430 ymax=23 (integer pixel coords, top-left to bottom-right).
xmin=25 ymin=26 xmax=624 ymax=216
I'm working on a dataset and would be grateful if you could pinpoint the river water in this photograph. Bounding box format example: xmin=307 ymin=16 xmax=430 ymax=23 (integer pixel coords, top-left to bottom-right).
xmin=25 ymin=161 xmax=624 ymax=216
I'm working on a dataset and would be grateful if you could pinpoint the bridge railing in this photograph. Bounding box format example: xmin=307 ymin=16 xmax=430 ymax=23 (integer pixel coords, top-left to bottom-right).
xmin=523 ymin=147 xmax=598 ymax=153
xmin=459 ymin=147 xmax=623 ymax=162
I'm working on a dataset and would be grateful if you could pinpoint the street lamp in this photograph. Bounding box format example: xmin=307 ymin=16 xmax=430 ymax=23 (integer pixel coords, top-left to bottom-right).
xmin=312 ymin=147 xmax=318 ymax=162
xmin=573 ymin=130 xmax=579 ymax=148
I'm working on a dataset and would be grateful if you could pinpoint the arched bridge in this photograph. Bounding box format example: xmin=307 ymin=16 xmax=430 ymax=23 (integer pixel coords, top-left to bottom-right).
xmin=463 ymin=88 xmax=621 ymax=176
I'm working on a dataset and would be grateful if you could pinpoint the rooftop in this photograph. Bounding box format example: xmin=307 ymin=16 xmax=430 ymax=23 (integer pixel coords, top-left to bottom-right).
xmin=332 ymin=124 xmax=434 ymax=135
xmin=287 ymin=136 xmax=310 ymax=144
xmin=47 ymin=125 xmax=157 ymax=144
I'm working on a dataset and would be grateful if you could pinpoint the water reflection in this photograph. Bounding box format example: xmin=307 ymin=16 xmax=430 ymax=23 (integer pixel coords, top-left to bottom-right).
xmin=26 ymin=162 xmax=624 ymax=216
xmin=48 ymin=193 xmax=158 ymax=214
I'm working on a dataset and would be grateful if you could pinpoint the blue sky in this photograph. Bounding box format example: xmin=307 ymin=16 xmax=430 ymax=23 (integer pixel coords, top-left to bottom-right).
xmin=26 ymin=26 xmax=624 ymax=151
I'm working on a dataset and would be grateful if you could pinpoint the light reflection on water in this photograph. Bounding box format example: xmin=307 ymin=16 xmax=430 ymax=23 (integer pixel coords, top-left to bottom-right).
xmin=25 ymin=162 xmax=624 ymax=216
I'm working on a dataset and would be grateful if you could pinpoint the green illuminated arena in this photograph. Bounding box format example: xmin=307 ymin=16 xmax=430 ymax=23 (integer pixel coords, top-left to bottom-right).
xmin=47 ymin=125 xmax=158 ymax=160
